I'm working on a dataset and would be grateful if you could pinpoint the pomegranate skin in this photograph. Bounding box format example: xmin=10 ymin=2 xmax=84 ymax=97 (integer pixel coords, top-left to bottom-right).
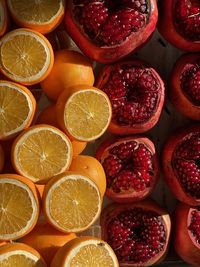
xmin=95 ymin=59 xmax=165 ymax=135
xmin=100 ymin=199 xmax=171 ymax=266
xmin=162 ymin=125 xmax=200 ymax=206
xmin=170 ymin=53 xmax=200 ymax=120
xmin=158 ymin=0 xmax=200 ymax=52
xmin=96 ymin=136 xmax=159 ymax=203
xmin=174 ymin=203 xmax=200 ymax=267
xmin=64 ymin=0 xmax=158 ymax=64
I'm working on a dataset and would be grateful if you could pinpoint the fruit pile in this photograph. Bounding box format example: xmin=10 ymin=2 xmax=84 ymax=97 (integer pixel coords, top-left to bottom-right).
xmin=0 ymin=0 xmax=200 ymax=266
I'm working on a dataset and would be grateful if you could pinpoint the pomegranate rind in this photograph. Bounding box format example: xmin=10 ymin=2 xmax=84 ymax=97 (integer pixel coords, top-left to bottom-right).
xmin=174 ymin=203 xmax=200 ymax=267
xmin=95 ymin=59 xmax=165 ymax=134
xmin=170 ymin=53 xmax=200 ymax=120
xmin=162 ymin=125 xmax=200 ymax=206
xmin=96 ymin=136 xmax=159 ymax=203
xmin=64 ymin=0 xmax=158 ymax=64
xmin=100 ymin=199 xmax=171 ymax=266
xmin=158 ymin=0 xmax=200 ymax=52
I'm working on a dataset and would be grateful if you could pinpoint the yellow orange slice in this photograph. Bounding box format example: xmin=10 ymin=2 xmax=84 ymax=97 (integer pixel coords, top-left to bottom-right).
xmin=7 ymin=0 xmax=65 ymax=34
xmin=43 ymin=171 xmax=102 ymax=233
xmin=0 ymin=174 xmax=40 ymax=241
xmin=12 ymin=125 xmax=72 ymax=183
xmin=0 ymin=80 xmax=36 ymax=140
xmin=0 ymin=28 xmax=54 ymax=85
xmin=0 ymin=243 xmax=46 ymax=266
xmin=51 ymin=236 xmax=119 ymax=267
xmin=0 ymin=0 xmax=9 ymax=37
xmin=56 ymin=85 xmax=112 ymax=142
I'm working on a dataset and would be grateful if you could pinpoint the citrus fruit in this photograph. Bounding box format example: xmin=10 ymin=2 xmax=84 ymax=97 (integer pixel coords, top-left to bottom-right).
xmin=0 ymin=243 xmax=47 ymax=266
xmin=40 ymin=49 xmax=94 ymax=100
xmin=0 ymin=174 xmax=40 ymax=241
xmin=0 ymin=144 xmax=4 ymax=172
xmin=0 ymin=0 xmax=9 ymax=37
xmin=51 ymin=236 xmax=119 ymax=267
xmin=36 ymin=105 xmax=87 ymax=156
xmin=0 ymin=80 xmax=36 ymax=140
xmin=0 ymin=28 xmax=54 ymax=85
xmin=11 ymin=124 xmax=73 ymax=184
xmin=43 ymin=171 xmax=102 ymax=233
xmin=7 ymin=0 xmax=65 ymax=34
xmin=69 ymin=155 xmax=106 ymax=197
xmin=22 ymin=222 xmax=76 ymax=266
xmin=56 ymin=85 xmax=112 ymax=142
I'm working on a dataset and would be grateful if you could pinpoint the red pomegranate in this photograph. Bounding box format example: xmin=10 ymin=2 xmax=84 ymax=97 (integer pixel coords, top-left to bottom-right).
xmin=158 ymin=0 xmax=200 ymax=52
xmin=64 ymin=0 xmax=158 ymax=63
xmin=170 ymin=53 xmax=200 ymax=120
xmin=95 ymin=59 xmax=165 ymax=134
xmin=162 ymin=125 xmax=200 ymax=206
xmin=174 ymin=202 xmax=200 ymax=267
xmin=96 ymin=136 xmax=159 ymax=203
xmin=100 ymin=199 xmax=171 ymax=266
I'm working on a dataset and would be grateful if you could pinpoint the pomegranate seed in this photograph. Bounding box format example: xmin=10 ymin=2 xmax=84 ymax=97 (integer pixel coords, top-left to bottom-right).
xmin=188 ymin=208 xmax=200 ymax=245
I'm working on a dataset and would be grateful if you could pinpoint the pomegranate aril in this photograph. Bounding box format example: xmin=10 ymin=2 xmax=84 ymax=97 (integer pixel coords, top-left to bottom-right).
xmin=102 ymin=155 xmax=123 ymax=178
xmin=110 ymin=141 xmax=137 ymax=160
xmin=121 ymin=0 xmax=149 ymax=14
xmin=189 ymin=208 xmax=200 ymax=245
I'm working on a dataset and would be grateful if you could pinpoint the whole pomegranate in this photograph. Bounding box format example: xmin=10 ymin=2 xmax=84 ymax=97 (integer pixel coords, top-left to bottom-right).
xmin=100 ymin=199 xmax=171 ymax=266
xmin=158 ymin=0 xmax=200 ymax=52
xmin=95 ymin=60 xmax=165 ymax=134
xmin=170 ymin=53 xmax=200 ymax=120
xmin=174 ymin=202 xmax=200 ymax=267
xmin=162 ymin=125 xmax=200 ymax=206
xmin=64 ymin=0 xmax=158 ymax=63
xmin=96 ymin=136 xmax=159 ymax=203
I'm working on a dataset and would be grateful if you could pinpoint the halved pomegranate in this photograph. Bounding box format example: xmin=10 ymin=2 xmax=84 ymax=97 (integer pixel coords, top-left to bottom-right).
xmin=174 ymin=202 xmax=200 ymax=267
xmin=158 ymin=0 xmax=200 ymax=52
xmin=95 ymin=60 xmax=165 ymax=134
xmin=64 ymin=0 xmax=158 ymax=63
xmin=162 ymin=125 xmax=200 ymax=206
xmin=100 ymin=199 xmax=171 ymax=266
xmin=96 ymin=136 xmax=159 ymax=203
xmin=170 ymin=53 xmax=200 ymax=120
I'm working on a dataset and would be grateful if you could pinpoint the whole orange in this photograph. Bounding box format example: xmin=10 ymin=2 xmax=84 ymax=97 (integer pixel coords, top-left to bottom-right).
xmin=40 ymin=49 xmax=94 ymax=101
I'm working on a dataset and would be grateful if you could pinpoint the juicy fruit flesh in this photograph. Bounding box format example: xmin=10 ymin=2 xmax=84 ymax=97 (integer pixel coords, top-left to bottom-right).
xmin=49 ymin=177 xmax=100 ymax=231
xmin=73 ymin=0 xmax=149 ymax=46
xmin=174 ymin=0 xmax=200 ymax=41
xmin=106 ymin=208 xmax=166 ymax=263
xmin=173 ymin=133 xmax=200 ymax=199
xmin=0 ymin=253 xmax=44 ymax=267
xmin=102 ymin=140 xmax=154 ymax=194
xmin=0 ymin=182 xmax=34 ymax=237
xmin=100 ymin=64 xmax=160 ymax=126
xmin=181 ymin=60 xmax=200 ymax=105
xmin=189 ymin=207 xmax=200 ymax=246
xmin=70 ymin=244 xmax=115 ymax=266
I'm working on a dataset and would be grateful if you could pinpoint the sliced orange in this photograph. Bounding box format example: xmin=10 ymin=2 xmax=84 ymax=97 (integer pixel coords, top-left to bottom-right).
xmin=11 ymin=124 xmax=73 ymax=184
xmin=56 ymin=85 xmax=112 ymax=142
xmin=0 ymin=174 xmax=40 ymax=241
xmin=43 ymin=171 xmax=102 ymax=233
xmin=51 ymin=236 xmax=119 ymax=267
xmin=0 ymin=80 xmax=36 ymax=140
xmin=0 ymin=144 xmax=4 ymax=172
xmin=22 ymin=222 xmax=76 ymax=266
xmin=69 ymin=155 xmax=106 ymax=197
xmin=0 ymin=28 xmax=54 ymax=85
xmin=0 ymin=0 xmax=9 ymax=37
xmin=0 ymin=243 xmax=47 ymax=266
xmin=36 ymin=104 xmax=87 ymax=156
xmin=7 ymin=0 xmax=65 ymax=34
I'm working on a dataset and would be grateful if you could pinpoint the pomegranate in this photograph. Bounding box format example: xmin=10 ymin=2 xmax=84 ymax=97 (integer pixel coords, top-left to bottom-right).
xmin=95 ymin=60 xmax=165 ymax=134
xmin=64 ymin=0 xmax=158 ymax=63
xmin=96 ymin=136 xmax=159 ymax=203
xmin=158 ymin=0 xmax=200 ymax=52
xmin=174 ymin=202 xmax=200 ymax=267
xmin=162 ymin=125 xmax=200 ymax=206
xmin=100 ymin=199 xmax=171 ymax=266
xmin=170 ymin=53 xmax=200 ymax=120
